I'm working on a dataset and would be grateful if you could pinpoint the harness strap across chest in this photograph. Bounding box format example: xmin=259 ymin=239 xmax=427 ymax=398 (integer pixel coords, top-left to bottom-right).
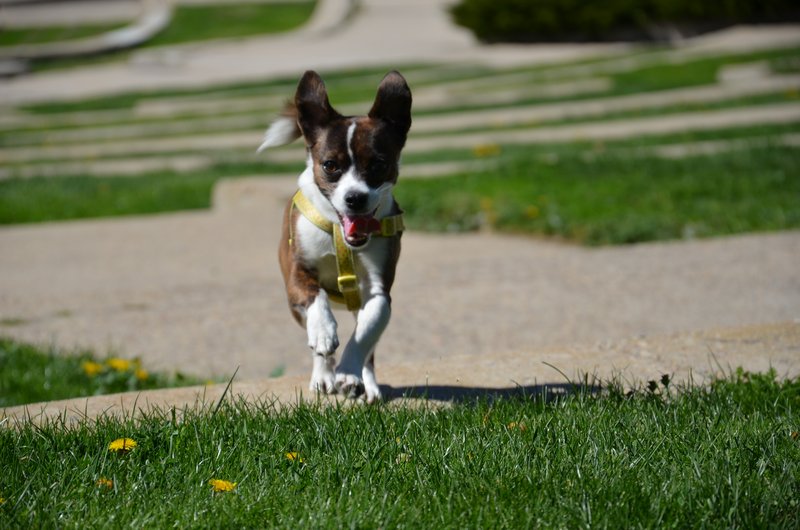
xmin=289 ymin=190 xmax=404 ymax=311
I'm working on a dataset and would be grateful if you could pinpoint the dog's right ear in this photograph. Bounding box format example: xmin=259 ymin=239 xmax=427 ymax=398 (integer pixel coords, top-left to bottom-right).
xmin=294 ymin=70 xmax=340 ymax=146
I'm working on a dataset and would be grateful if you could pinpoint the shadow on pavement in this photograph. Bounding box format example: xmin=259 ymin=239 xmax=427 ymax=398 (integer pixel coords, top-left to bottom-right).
xmin=382 ymin=382 xmax=601 ymax=404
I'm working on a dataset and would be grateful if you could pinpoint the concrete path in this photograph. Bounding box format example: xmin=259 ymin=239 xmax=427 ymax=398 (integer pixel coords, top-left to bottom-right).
xmin=1 ymin=2 xmax=799 ymax=420
xmin=1 ymin=177 xmax=798 ymax=384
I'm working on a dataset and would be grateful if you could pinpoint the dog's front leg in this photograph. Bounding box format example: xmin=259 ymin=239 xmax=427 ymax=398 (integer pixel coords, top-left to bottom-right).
xmin=335 ymin=293 xmax=390 ymax=402
xmin=285 ymin=260 xmax=339 ymax=394
xmin=305 ymin=290 xmax=339 ymax=393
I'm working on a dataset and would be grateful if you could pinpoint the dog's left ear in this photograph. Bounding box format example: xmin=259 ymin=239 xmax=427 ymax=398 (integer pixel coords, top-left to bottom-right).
xmin=369 ymin=71 xmax=412 ymax=138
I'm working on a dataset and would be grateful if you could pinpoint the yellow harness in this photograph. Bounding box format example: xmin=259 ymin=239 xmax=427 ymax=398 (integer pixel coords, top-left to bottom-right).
xmin=289 ymin=190 xmax=404 ymax=311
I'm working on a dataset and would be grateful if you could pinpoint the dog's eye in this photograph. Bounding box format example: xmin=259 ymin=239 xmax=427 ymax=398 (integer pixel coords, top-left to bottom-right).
xmin=322 ymin=160 xmax=340 ymax=175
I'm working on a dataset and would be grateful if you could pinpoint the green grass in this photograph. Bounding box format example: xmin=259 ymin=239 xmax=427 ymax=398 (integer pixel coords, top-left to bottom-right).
xmin=0 ymin=337 xmax=204 ymax=407
xmin=0 ymin=24 xmax=123 ymax=47
xmin=25 ymin=2 xmax=316 ymax=73
xmin=144 ymin=2 xmax=315 ymax=48
xmin=0 ymin=172 xmax=219 ymax=225
xmin=1 ymin=371 xmax=798 ymax=527
xmin=401 ymin=143 xmax=800 ymax=244
xmin=2 ymin=138 xmax=798 ymax=245
xmin=0 ymin=159 xmax=301 ymax=224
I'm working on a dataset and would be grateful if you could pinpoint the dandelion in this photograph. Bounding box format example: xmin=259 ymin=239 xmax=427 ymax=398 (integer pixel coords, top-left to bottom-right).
xmin=106 ymin=357 xmax=132 ymax=372
xmin=82 ymin=361 xmax=103 ymax=377
xmin=108 ymin=438 xmax=137 ymax=453
xmin=96 ymin=478 xmax=113 ymax=489
xmin=472 ymin=143 xmax=501 ymax=158
xmin=135 ymin=368 xmax=149 ymax=381
xmin=209 ymin=479 xmax=236 ymax=492
xmin=507 ymin=422 xmax=527 ymax=432
xmin=285 ymin=452 xmax=304 ymax=463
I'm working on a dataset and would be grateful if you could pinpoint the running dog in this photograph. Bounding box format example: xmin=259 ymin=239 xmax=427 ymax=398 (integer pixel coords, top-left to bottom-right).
xmin=258 ymin=70 xmax=412 ymax=403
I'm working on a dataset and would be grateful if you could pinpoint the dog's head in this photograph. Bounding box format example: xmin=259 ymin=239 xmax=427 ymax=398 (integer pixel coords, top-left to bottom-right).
xmin=260 ymin=71 xmax=412 ymax=247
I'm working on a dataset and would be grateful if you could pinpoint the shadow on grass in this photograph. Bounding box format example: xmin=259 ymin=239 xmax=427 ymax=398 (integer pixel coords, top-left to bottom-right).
xmin=382 ymin=382 xmax=601 ymax=404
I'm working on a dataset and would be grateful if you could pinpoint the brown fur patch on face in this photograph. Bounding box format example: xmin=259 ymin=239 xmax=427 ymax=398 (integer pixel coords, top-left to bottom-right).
xmin=349 ymin=117 xmax=403 ymax=189
xmin=308 ymin=120 xmax=352 ymax=199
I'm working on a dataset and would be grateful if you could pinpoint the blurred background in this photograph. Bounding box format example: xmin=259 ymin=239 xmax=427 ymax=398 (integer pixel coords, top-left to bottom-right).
xmin=1 ymin=0 xmax=799 ymax=405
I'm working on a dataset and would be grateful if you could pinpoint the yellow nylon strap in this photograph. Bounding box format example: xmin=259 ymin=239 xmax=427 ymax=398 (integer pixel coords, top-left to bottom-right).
xmin=333 ymin=225 xmax=362 ymax=311
xmin=290 ymin=189 xmax=404 ymax=311
xmin=292 ymin=190 xmax=333 ymax=233
xmin=380 ymin=214 xmax=405 ymax=236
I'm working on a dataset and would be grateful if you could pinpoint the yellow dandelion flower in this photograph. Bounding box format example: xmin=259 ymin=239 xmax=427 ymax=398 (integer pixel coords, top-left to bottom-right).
xmin=285 ymin=451 xmax=304 ymax=463
xmin=209 ymin=479 xmax=237 ymax=492
xmin=108 ymin=438 xmax=137 ymax=452
xmin=106 ymin=357 xmax=132 ymax=372
xmin=96 ymin=477 xmax=113 ymax=489
xmin=507 ymin=422 xmax=527 ymax=432
xmin=135 ymin=368 xmax=149 ymax=381
xmin=472 ymin=143 xmax=501 ymax=158
xmin=82 ymin=361 xmax=103 ymax=377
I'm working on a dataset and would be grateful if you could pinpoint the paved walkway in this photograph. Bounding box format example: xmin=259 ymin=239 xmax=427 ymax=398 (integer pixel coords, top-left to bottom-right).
xmin=1 ymin=177 xmax=798 ymax=381
xmin=0 ymin=2 xmax=799 ymax=419
xmin=2 ymin=0 xmax=799 ymax=105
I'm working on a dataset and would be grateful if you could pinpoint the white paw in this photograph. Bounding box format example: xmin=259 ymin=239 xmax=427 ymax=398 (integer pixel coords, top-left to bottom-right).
xmin=309 ymin=355 xmax=336 ymax=395
xmin=362 ymin=362 xmax=382 ymax=404
xmin=335 ymin=371 xmax=364 ymax=399
xmin=363 ymin=379 xmax=383 ymax=404
xmin=306 ymin=300 xmax=338 ymax=355
xmin=309 ymin=371 xmax=336 ymax=394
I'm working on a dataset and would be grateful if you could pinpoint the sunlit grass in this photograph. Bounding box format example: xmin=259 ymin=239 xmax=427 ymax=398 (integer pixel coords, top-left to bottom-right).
xmin=1 ymin=370 xmax=798 ymax=528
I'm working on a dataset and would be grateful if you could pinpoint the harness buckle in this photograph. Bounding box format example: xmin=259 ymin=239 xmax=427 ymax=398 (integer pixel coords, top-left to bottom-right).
xmin=337 ymin=274 xmax=359 ymax=294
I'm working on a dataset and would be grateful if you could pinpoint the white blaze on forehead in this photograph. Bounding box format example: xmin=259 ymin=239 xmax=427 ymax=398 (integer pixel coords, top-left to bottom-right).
xmin=346 ymin=121 xmax=356 ymax=164
xmin=330 ymin=120 xmax=369 ymax=215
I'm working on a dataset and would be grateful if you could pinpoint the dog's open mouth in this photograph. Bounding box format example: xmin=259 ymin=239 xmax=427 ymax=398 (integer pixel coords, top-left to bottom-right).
xmin=340 ymin=211 xmax=380 ymax=248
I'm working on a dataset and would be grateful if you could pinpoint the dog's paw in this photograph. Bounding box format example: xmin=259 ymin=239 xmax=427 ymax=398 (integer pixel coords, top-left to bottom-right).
xmin=362 ymin=379 xmax=383 ymax=404
xmin=334 ymin=372 xmax=365 ymax=399
xmin=306 ymin=304 xmax=338 ymax=355
xmin=362 ymin=363 xmax=382 ymax=404
xmin=309 ymin=355 xmax=337 ymax=395
xmin=309 ymin=371 xmax=336 ymax=394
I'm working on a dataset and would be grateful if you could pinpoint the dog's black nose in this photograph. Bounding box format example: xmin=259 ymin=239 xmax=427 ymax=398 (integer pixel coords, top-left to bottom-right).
xmin=344 ymin=191 xmax=368 ymax=212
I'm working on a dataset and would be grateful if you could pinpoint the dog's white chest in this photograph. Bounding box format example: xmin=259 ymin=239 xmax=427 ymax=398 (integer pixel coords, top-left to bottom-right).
xmin=295 ymin=216 xmax=388 ymax=303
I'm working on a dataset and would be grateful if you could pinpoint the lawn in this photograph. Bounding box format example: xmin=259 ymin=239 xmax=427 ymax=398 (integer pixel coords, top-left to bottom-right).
xmin=2 ymin=137 xmax=797 ymax=245
xmin=143 ymin=2 xmax=316 ymax=48
xmin=396 ymin=142 xmax=800 ymax=245
xmin=0 ymin=24 xmax=124 ymax=47
xmin=16 ymin=2 xmax=316 ymax=72
xmin=1 ymin=370 xmax=798 ymax=527
xmin=0 ymin=337 xmax=205 ymax=407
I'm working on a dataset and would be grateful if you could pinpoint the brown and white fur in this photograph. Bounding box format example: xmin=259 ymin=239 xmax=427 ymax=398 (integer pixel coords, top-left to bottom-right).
xmin=258 ymin=70 xmax=412 ymax=403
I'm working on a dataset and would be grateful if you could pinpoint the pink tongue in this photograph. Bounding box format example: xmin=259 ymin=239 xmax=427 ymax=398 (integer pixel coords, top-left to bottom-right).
xmin=343 ymin=215 xmax=381 ymax=238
